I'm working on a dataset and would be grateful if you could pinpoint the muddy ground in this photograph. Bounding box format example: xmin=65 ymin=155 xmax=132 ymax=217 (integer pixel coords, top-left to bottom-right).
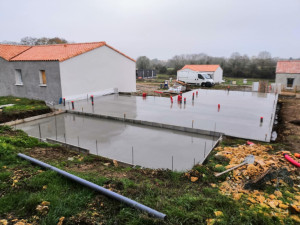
xmin=276 ymin=96 xmax=300 ymax=153
xmin=135 ymin=82 xmax=253 ymax=96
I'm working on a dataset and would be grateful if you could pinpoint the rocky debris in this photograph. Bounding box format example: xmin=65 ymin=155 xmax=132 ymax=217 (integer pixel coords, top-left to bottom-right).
xmin=214 ymin=144 xmax=299 ymax=194
xmin=57 ymin=217 xmax=65 ymax=225
xmin=213 ymin=143 xmax=300 ymax=222
xmin=0 ymin=220 xmax=8 ymax=225
xmin=0 ymin=219 xmax=33 ymax=225
xmin=36 ymin=201 xmax=50 ymax=215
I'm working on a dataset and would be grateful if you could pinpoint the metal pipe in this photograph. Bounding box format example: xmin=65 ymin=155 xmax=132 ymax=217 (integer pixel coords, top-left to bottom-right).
xmin=17 ymin=153 xmax=166 ymax=220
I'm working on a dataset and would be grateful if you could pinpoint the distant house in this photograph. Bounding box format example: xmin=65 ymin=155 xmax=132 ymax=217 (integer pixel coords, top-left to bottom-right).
xmin=136 ymin=69 xmax=156 ymax=79
xmin=0 ymin=42 xmax=136 ymax=103
xmin=177 ymin=65 xmax=223 ymax=83
xmin=276 ymin=60 xmax=300 ymax=89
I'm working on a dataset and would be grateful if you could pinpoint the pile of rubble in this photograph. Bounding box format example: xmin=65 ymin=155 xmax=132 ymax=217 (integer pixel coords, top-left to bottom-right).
xmin=214 ymin=143 xmax=300 ymax=222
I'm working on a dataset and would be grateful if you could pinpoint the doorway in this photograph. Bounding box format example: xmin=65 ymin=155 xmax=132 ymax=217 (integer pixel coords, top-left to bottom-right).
xmin=287 ymin=78 xmax=294 ymax=88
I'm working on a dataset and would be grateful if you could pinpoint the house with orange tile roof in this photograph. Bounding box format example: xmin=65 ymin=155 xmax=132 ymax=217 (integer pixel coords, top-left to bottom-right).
xmin=177 ymin=65 xmax=223 ymax=84
xmin=0 ymin=42 xmax=136 ymax=103
xmin=276 ymin=60 xmax=300 ymax=90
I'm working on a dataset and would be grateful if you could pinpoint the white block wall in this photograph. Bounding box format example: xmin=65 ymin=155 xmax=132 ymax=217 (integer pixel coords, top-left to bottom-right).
xmin=59 ymin=45 xmax=136 ymax=100
xmin=213 ymin=67 xmax=223 ymax=83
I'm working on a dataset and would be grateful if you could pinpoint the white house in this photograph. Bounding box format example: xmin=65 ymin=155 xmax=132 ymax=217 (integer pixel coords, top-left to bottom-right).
xmin=276 ymin=60 xmax=300 ymax=90
xmin=0 ymin=42 xmax=136 ymax=103
xmin=177 ymin=65 xmax=223 ymax=83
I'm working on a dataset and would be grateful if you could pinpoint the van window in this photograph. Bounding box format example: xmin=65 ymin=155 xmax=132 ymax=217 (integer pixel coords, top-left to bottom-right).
xmin=203 ymin=74 xmax=212 ymax=79
xmin=198 ymin=74 xmax=204 ymax=79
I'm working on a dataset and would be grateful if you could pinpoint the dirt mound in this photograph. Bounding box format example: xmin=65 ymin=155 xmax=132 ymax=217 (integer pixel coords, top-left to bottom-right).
xmin=290 ymin=120 xmax=300 ymax=126
xmin=0 ymin=108 xmax=51 ymax=123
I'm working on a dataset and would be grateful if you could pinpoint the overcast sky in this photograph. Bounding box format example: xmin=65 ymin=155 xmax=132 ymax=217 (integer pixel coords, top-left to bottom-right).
xmin=1 ymin=0 xmax=299 ymax=60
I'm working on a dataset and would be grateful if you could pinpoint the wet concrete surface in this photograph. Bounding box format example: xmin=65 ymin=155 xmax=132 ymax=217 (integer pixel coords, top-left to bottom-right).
xmin=16 ymin=114 xmax=216 ymax=171
xmin=56 ymin=89 xmax=277 ymax=142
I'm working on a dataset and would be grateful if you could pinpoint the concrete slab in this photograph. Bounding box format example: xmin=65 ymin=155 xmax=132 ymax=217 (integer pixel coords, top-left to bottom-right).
xmin=56 ymin=89 xmax=277 ymax=142
xmin=16 ymin=114 xmax=216 ymax=171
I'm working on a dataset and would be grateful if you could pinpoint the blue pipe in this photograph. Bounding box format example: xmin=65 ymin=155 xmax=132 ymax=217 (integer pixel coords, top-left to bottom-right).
xmin=17 ymin=153 xmax=166 ymax=219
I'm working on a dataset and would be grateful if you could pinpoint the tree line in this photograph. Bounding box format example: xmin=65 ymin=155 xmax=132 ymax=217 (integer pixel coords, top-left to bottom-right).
xmin=1 ymin=36 xmax=69 ymax=46
xmin=1 ymin=37 xmax=297 ymax=79
xmin=137 ymin=52 xmax=298 ymax=79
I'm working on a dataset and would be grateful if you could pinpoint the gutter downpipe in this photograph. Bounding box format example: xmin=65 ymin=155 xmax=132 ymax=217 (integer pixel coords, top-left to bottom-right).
xmin=17 ymin=153 xmax=166 ymax=220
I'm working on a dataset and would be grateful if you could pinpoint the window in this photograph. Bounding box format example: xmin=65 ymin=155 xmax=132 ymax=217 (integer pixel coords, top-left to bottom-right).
xmin=198 ymin=74 xmax=204 ymax=79
xmin=39 ymin=70 xmax=47 ymax=86
xmin=15 ymin=69 xmax=23 ymax=85
xmin=287 ymin=78 xmax=294 ymax=88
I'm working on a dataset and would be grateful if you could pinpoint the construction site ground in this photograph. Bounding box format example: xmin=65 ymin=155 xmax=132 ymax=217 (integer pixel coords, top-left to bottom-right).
xmin=136 ymin=81 xmax=253 ymax=96
xmin=1 ymin=94 xmax=300 ymax=224
xmin=276 ymin=95 xmax=300 ymax=153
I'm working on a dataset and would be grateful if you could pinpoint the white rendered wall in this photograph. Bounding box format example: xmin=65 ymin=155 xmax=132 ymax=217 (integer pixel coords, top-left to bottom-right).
xmin=59 ymin=46 xmax=136 ymax=100
xmin=213 ymin=67 xmax=223 ymax=83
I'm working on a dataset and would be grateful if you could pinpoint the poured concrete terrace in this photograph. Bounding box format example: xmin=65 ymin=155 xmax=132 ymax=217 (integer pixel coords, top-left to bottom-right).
xmin=56 ymin=89 xmax=277 ymax=142
xmin=16 ymin=114 xmax=217 ymax=171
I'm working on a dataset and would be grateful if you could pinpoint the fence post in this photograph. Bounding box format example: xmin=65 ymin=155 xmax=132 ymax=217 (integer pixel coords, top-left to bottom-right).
xmin=204 ymin=141 xmax=206 ymax=159
xmin=55 ymin=115 xmax=57 ymax=140
xmin=132 ymin=146 xmax=134 ymax=165
xmin=38 ymin=123 xmax=42 ymax=141
xmin=96 ymin=140 xmax=98 ymax=156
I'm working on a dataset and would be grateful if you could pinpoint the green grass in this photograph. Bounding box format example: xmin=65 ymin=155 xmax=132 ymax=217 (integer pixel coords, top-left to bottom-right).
xmin=0 ymin=96 xmax=49 ymax=115
xmin=137 ymin=74 xmax=176 ymax=84
xmin=0 ymin=126 xmax=296 ymax=224
xmin=223 ymin=77 xmax=275 ymax=86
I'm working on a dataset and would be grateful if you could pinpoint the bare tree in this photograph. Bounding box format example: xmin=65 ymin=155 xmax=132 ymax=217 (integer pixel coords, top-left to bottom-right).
xmin=20 ymin=36 xmax=69 ymax=45
xmin=20 ymin=37 xmax=38 ymax=45
xmin=136 ymin=56 xmax=151 ymax=70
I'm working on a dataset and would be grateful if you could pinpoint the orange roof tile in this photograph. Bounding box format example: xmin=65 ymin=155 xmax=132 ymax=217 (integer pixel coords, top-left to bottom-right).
xmin=276 ymin=60 xmax=300 ymax=74
xmin=11 ymin=42 xmax=106 ymax=62
xmin=0 ymin=42 xmax=135 ymax=62
xmin=179 ymin=65 xmax=220 ymax=72
xmin=0 ymin=44 xmax=31 ymax=61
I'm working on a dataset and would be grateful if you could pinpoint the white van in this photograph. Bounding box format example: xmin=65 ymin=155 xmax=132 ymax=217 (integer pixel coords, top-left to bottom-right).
xmin=177 ymin=71 xmax=215 ymax=87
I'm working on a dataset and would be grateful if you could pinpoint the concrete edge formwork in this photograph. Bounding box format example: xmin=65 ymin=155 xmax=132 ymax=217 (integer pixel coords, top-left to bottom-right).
xmin=202 ymin=134 xmax=223 ymax=164
xmin=46 ymin=138 xmax=134 ymax=168
xmin=66 ymin=110 xmax=223 ymax=138
xmin=267 ymin=93 xmax=279 ymax=142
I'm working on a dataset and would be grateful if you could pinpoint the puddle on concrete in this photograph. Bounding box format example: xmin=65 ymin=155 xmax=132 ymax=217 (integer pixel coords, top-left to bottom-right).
xmin=56 ymin=89 xmax=277 ymax=142
xmin=16 ymin=114 xmax=216 ymax=171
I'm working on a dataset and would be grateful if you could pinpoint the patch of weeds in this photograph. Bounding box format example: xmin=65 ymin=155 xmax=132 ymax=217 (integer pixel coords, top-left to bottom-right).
xmin=0 ymin=171 xmax=12 ymax=181
xmin=167 ymin=171 xmax=182 ymax=182
xmin=211 ymin=154 xmax=230 ymax=166
xmin=0 ymin=125 xmax=12 ymax=133
xmin=120 ymin=178 xmax=137 ymax=190
xmin=82 ymin=154 xmax=96 ymax=163
xmin=220 ymin=137 xmax=247 ymax=147
xmin=213 ymin=165 xmax=226 ymax=173
xmin=3 ymin=104 xmax=49 ymax=114
xmin=70 ymin=171 xmax=109 ymax=186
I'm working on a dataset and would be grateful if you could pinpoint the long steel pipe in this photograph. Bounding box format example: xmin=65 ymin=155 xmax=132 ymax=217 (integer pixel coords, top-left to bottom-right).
xmin=17 ymin=153 xmax=166 ymax=219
